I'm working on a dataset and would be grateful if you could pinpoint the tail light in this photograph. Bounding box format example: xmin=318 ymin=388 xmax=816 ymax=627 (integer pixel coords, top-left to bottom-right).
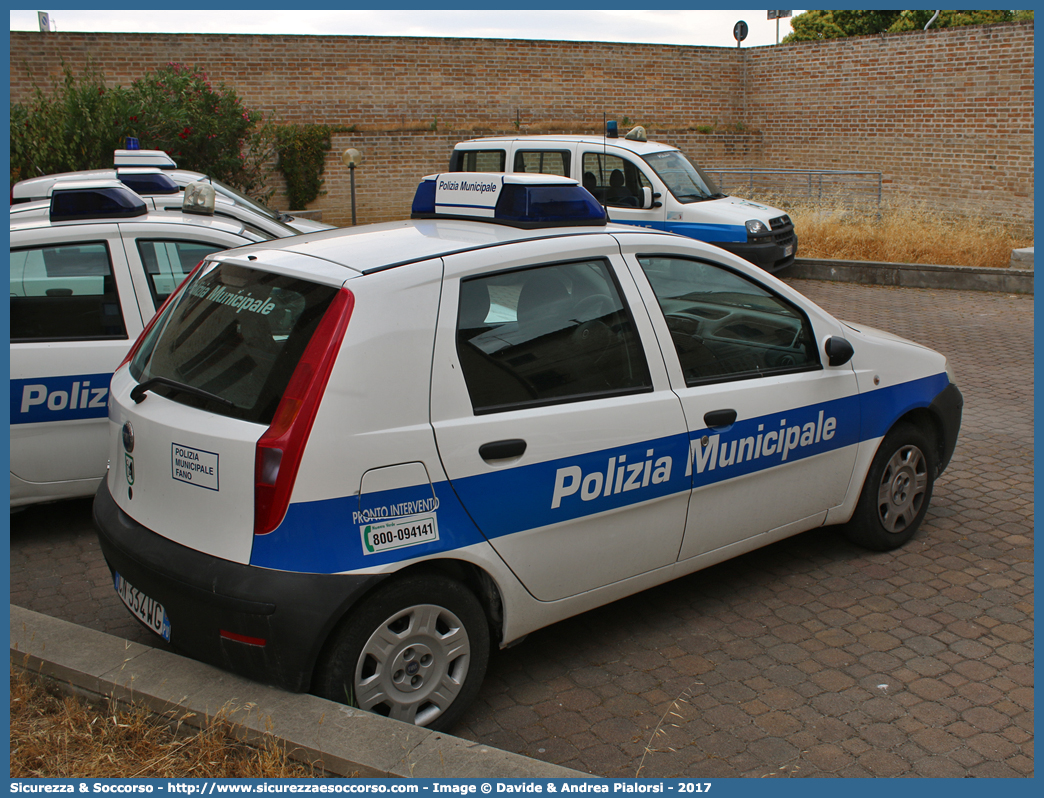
xmin=254 ymin=288 xmax=355 ymax=535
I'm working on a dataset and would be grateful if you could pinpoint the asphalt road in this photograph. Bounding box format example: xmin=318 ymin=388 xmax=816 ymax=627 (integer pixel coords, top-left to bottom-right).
xmin=9 ymin=279 xmax=1033 ymax=778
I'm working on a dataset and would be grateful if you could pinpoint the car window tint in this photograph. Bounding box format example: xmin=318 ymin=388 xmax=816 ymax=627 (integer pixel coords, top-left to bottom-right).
xmin=637 ymin=256 xmax=820 ymax=385
xmin=130 ymin=262 xmax=337 ymax=424
xmin=457 ymin=259 xmax=652 ymax=414
xmin=9 ymin=242 xmax=127 ymax=342
xmin=137 ymin=239 xmax=226 ymax=307
xmin=514 ymin=150 xmax=570 ymax=177
xmin=581 ymin=153 xmax=652 ymax=208
xmin=455 ymin=150 xmax=506 ymax=172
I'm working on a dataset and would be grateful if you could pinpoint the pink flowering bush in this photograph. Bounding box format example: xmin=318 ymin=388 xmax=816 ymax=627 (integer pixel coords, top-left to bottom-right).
xmin=12 ymin=62 xmax=274 ymax=202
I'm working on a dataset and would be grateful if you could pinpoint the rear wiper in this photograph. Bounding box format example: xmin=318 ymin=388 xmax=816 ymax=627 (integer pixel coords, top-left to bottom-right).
xmin=131 ymin=376 xmax=235 ymax=408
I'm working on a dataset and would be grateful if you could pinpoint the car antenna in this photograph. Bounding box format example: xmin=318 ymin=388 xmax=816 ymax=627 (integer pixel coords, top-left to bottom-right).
xmin=599 ymin=113 xmax=609 ymax=212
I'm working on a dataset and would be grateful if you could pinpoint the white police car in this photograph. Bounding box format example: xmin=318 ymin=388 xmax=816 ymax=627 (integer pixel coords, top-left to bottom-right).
xmin=11 ymin=149 xmax=334 ymax=234
xmin=27 ymin=167 xmax=307 ymax=241
xmin=10 ymin=180 xmax=277 ymax=508
xmin=94 ymin=173 xmax=962 ymax=731
xmin=451 ymin=125 xmax=797 ymax=272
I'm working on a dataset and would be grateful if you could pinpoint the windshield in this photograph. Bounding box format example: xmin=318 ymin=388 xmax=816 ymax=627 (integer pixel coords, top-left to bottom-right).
xmin=196 ymin=176 xmax=292 ymax=224
xmin=642 ymin=150 xmax=724 ymax=203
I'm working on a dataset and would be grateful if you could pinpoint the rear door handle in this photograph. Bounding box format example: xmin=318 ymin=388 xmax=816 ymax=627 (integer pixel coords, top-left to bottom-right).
xmin=704 ymin=409 xmax=737 ymax=429
xmin=479 ymin=439 xmax=527 ymax=461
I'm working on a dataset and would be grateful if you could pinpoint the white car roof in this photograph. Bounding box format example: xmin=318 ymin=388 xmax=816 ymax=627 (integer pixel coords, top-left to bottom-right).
xmin=10 ymin=198 xmax=261 ymax=240
xmin=454 ymin=134 xmax=677 ymax=156
xmin=210 ymin=217 xmax=680 ymax=278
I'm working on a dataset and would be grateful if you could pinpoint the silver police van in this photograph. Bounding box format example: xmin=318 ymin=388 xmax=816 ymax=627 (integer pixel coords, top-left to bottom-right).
xmin=94 ymin=173 xmax=962 ymax=731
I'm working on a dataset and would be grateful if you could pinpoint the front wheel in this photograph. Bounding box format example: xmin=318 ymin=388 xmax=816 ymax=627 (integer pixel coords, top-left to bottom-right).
xmin=313 ymin=575 xmax=490 ymax=731
xmin=842 ymin=423 xmax=936 ymax=551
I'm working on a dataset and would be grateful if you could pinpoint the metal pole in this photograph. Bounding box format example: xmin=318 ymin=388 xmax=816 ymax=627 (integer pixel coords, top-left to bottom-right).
xmin=350 ymin=163 xmax=357 ymax=226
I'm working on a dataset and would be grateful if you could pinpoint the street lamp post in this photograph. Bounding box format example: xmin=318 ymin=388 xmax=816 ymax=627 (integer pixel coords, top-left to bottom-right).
xmin=341 ymin=148 xmax=364 ymax=226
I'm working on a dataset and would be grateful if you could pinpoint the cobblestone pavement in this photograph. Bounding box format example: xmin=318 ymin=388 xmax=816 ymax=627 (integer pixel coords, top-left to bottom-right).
xmin=9 ymin=281 xmax=1033 ymax=778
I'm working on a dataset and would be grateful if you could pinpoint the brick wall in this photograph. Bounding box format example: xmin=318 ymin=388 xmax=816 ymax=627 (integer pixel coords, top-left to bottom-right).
xmin=10 ymin=24 xmax=1033 ymax=232
xmin=746 ymin=24 xmax=1035 ymax=227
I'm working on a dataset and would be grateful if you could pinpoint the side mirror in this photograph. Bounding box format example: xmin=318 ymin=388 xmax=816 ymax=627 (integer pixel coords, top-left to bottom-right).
xmin=641 ymin=188 xmax=662 ymax=209
xmin=824 ymin=336 xmax=854 ymax=367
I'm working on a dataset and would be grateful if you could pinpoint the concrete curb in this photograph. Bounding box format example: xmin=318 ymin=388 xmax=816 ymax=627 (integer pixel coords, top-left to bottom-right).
xmin=10 ymin=605 xmax=587 ymax=779
xmin=782 ymin=257 xmax=1034 ymax=294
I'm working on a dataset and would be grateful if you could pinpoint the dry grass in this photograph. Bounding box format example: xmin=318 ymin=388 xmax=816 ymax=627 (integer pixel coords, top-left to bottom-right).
xmin=10 ymin=671 xmax=321 ymax=779
xmin=787 ymin=201 xmax=1032 ymax=269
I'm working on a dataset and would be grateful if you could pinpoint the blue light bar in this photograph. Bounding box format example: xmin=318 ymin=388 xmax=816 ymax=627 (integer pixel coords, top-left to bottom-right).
xmin=50 ymin=183 xmax=148 ymax=222
xmin=411 ymin=173 xmax=607 ymax=228
xmin=117 ymin=170 xmax=180 ymax=195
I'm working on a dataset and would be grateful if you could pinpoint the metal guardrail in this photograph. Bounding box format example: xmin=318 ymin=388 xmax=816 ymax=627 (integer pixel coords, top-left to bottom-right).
xmin=709 ymin=168 xmax=883 ymax=216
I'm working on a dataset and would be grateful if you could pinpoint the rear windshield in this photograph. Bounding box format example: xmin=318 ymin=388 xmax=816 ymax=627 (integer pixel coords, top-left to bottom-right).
xmin=129 ymin=261 xmax=338 ymax=424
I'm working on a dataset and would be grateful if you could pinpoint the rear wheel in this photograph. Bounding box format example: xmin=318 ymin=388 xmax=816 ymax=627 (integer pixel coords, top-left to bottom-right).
xmin=313 ymin=575 xmax=489 ymax=731
xmin=842 ymin=423 xmax=935 ymax=551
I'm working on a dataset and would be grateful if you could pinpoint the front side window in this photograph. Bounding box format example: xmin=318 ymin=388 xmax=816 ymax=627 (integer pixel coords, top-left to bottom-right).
xmin=457 ymin=259 xmax=652 ymax=413
xmin=10 ymin=242 xmax=126 ymax=341
xmin=137 ymin=239 xmax=227 ymax=306
xmin=514 ymin=150 xmax=570 ymax=177
xmin=637 ymin=256 xmax=819 ymax=385
xmin=130 ymin=261 xmax=337 ymax=424
xmin=581 ymin=153 xmax=652 ymax=208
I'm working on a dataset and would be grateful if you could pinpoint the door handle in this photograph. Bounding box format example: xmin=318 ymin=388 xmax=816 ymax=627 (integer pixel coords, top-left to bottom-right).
xmin=479 ymin=439 xmax=527 ymax=461
xmin=704 ymin=409 xmax=737 ymax=429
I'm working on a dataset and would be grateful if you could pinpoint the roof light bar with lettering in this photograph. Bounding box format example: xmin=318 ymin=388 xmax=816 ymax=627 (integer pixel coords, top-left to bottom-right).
xmin=411 ymin=173 xmax=607 ymax=228
xmin=48 ymin=180 xmax=148 ymax=223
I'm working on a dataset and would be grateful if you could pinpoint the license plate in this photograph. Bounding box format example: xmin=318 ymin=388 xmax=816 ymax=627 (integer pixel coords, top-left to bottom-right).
xmin=114 ymin=571 xmax=171 ymax=641
xmin=784 ymin=244 xmax=794 ymax=257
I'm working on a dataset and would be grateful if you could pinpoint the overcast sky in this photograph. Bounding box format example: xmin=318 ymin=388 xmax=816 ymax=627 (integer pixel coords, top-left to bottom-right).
xmin=10 ymin=8 xmax=804 ymax=49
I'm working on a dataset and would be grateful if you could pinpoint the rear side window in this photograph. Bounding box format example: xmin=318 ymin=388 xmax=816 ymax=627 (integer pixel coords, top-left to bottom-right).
xmin=129 ymin=261 xmax=338 ymax=424
xmin=9 ymin=242 xmax=127 ymax=342
xmin=451 ymin=149 xmax=506 ymax=172
xmin=457 ymin=259 xmax=652 ymax=414
xmin=137 ymin=239 xmax=226 ymax=307
xmin=514 ymin=150 xmax=570 ymax=177
xmin=637 ymin=256 xmax=820 ymax=385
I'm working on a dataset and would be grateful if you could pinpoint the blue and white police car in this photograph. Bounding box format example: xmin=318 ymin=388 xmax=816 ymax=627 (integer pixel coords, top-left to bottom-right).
xmin=10 ymin=180 xmax=279 ymax=508
xmin=451 ymin=125 xmax=797 ymax=272
xmin=94 ymin=173 xmax=962 ymax=731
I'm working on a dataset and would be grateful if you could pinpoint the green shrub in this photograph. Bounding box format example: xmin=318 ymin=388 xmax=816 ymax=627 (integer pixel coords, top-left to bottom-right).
xmin=11 ymin=62 xmax=274 ymax=202
xmin=10 ymin=62 xmax=131 ymax=182
xmin=274 ymin=125 xmax=333 ymax=209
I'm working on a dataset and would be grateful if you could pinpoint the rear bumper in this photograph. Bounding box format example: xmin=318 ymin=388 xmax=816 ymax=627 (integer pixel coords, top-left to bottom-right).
xmin=92 ymin=481 xmax=383 ymax=692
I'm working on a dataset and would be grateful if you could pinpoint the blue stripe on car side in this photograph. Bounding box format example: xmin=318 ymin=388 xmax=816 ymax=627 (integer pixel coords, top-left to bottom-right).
xmin=250 ymin=372 xmax=949 ymax=574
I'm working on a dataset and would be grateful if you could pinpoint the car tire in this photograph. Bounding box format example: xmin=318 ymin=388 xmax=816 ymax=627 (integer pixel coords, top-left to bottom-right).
xmin=313 ymin=574 xmax=490 ymax=731
xmin=842 ymin=423 xmax=936 ymax=552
